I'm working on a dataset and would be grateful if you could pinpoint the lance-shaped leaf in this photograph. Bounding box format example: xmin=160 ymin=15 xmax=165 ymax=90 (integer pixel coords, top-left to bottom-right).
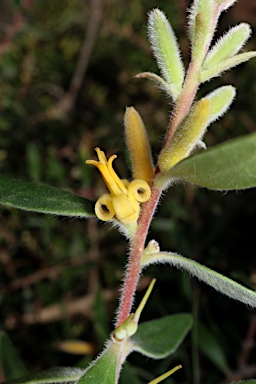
xmin=1 ymin=367 xmax=84 ymax=384
xmin=148 ymin=9 xmax=184 ymax=100
xmin=141 ymin=252 xmax=256 ymax=308
xmin=134 ymin=72 xmax=175 ymax=97
xmin=158 ymin=99 xmax=210 ymax=172
xmin=130 ymin=314 xmax=193 ymax=359
xmin=188 ymin=0 xmax=216 ymax=63
xmin=200 ymin=51 xmax=256 ymax=83
xmin=0 ymin=331 xmax=27 ymax=381
xmin=77 ymin=342 xmax=120 ymax=384
xmin=156 ymin=132 xmax=256 ymax=191
xmin=216 ymin=0 xmax=237 ymax=11
xmin=205 ymin=85 xmax=236 ymax=124
xmin=203 ymin=23 xmax=251 ymax=71
xmin=0 ymin=176 xmax=95 ymax=217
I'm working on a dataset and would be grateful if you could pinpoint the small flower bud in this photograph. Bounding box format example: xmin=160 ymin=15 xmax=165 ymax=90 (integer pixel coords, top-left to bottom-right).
xmin=124 ymin=107 xmax=154 ymax=184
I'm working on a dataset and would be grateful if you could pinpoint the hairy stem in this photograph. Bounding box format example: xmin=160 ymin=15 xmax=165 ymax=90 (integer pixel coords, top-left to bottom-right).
xmin=115 ymin=186 xmax=161 ymax=326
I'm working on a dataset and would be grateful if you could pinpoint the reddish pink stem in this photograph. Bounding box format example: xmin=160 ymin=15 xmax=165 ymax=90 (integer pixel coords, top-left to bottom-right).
xmin=115 ymin=186 xmax=161 ymax=326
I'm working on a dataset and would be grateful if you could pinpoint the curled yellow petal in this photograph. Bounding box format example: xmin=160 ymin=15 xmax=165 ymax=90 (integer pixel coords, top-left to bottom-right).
xmin=128 ymin=179 xmax=151 ymax=203
xmin=95 ymin=194 xmax=115 ymax=221
xmin=124 ymin=107 xmax=154 ymax=184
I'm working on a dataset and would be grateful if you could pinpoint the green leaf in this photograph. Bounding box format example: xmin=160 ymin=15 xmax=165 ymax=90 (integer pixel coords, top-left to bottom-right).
xmin=0 ymin=176 xmax=95 ymax=218
xmin=134 ymin=72 xmax=174 ymax=97
xmin=188 ymin=0 xmax=215 ymax=63
xmin=157 ymin=133 xmax=256 ymax=190
xmin=203 ymin=23 xmax=251 ymax=70
xmin=200 ymin=51 xmax=256 ymax=82
xmin=205 ymin=85 xmax=236 ymax=124
xmin=159 ymin=99 xmax=210 ymax=172
xmin=216 ymin=0 xmax=240 ymax=11
xmin=0 ymin=331 xmax=27 ymax=380
xmin=1 ymin=367 xmax=84 ymax=384
xmin=131 ymin=314 xmax=193 ymax=359
xmin=78 ymin=342 xmax=120 ymax=384
xmin=142 ymin=252 xmax=256 ymax=307
xmin=197 ymin=323 xmax=230 ymax=374
xmin=148 ymin=9 xmax=184 ymax=100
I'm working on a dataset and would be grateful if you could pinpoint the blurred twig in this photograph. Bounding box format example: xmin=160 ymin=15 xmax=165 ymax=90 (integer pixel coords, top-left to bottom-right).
xmin=31 ymin=0 xmax=102 ymax=123
xmin=0 ymin=0 xmax=33 ymax=60
xmin=4 ymin=276 xmax=151 ymax=328
xmin=238 ymin=315 xmax=256 ymax=369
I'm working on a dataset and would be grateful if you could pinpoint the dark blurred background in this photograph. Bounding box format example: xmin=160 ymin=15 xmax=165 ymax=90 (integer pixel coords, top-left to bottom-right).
xmin=0 ymin=0 xmax=256 ymax=383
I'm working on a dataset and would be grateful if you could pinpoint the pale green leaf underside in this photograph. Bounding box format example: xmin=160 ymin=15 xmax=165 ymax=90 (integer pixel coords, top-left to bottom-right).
xmin=131 ymin=314 xmax=193 ymax=359
xmin=78 ymin=343 xmax=119 ymax=384
xmin=164 ymin=132 xmax=256 ymax=190
xmin=0 ymin=332 xmax=27 ymax=381
xmin=2 ymin=367 xmax=84 ymax=384
xmin=0 ymin=176 xmax=95 ymax=217
xmin=142 ymin=252 xmax=256 ymax=308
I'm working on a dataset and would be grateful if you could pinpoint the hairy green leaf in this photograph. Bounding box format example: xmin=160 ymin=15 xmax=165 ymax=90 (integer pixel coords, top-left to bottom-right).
xmin=216 ymin=0 xmax=238 ymax=11
xmin=156 ymin=133 xmax=256 ymax=190
xmin=203 ymin=23 xmax=251 ymax=70
xmin=78 ymin=342 xmax=120 ymax=384
xmin=205 ymin=85 xmax=236 ymax=124
xmin=1 ymin=367 xmax=84 ymax=384
xmin=0 ymin=176 xmax=95 ymax=218
xmin=200 ymin=51 xmax=256 ymax=82
xmin=159 ymin=99 xmax=210 ymax=172
xmin=148 ymin=9 xmax=184 ymax=99
xmin=131 ymin=314 xmax=193 ymax=359
xmin=142 ymin=252 xmax=256 ymax=307
xmin=188 ymin=0 xmax=215 ymax=62
xmin=134 ymin=72 xmax=174 ymax=96
xmin=0 ymin=332 xmax=27 ymax=381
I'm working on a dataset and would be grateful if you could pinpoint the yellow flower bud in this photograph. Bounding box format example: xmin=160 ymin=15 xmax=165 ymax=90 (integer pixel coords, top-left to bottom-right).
xmin=124 ymin=107 xmax=154 ymax=184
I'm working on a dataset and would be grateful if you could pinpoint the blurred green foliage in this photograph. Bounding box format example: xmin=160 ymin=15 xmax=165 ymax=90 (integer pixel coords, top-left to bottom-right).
xmin=0 ymin=0 xmax=256 ymax=383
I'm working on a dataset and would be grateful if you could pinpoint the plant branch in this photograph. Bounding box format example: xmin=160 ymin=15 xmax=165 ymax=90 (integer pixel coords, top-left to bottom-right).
xmin=161 ymin=4 xmax=222 ymax=150
xmin=115 ymin=186 xmax=161 ymax=327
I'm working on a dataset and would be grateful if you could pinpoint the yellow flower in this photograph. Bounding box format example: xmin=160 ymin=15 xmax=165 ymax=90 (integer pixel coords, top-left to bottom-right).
xmin=86 ymin=148 xmax=151 ymax=224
